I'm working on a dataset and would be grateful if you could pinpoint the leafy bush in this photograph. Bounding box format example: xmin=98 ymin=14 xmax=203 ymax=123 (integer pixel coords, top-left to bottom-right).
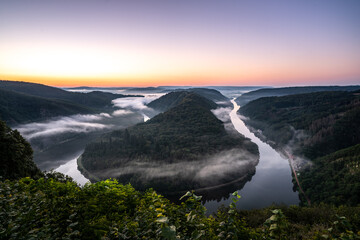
xmin=1 ymin=175 xmax=359 ymax=239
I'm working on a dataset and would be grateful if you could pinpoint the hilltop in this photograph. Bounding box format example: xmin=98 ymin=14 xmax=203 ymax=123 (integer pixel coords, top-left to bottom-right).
xmin=147 ymin=88 xmax=228 ymax=112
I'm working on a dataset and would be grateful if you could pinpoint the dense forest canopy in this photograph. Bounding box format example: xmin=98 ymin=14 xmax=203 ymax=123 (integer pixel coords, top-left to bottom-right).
xmin=299 ymin=144 xmax=360 ymax=206
xmin=239 ymin=90 xmax=360 ymax=205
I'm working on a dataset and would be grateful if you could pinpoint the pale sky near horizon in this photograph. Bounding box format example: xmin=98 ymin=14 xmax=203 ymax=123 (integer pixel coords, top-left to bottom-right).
xmin=0 ymin=0 xmax=359 ymax=87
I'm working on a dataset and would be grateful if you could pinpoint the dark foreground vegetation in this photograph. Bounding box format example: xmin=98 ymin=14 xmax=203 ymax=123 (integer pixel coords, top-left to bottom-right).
xmin=0 ymin=120 xmax=42 ymax=180
xmin=239 ymin=90 xmax=360 ymax=206
xmin=1 ymin=176 xmax=360 ymax=240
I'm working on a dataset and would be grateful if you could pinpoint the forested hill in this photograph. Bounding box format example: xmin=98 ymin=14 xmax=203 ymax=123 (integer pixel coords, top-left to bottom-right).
xmin=235 ymin=85 xmax=360 ymax=106
xmin=238 ymin=90 xmax=360 ymax=205
xmin=147 ymin=91 xmax=218 ymax=112
xmin=0 ymin=80 xmax=137 ymax=109
xmin=80 ymin=92 xmax=258 ymax=192
xmin=180 ymin=88 xmax=229 ymax=102
xmin=0 ymin=88 xmax=93 ymax=125
xmin=0 ymin=80 xmax=139 ymax=125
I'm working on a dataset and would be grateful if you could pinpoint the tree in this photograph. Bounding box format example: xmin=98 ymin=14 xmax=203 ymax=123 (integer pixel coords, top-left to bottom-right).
xmin=0 ymin=120 xmax=42 ymax=180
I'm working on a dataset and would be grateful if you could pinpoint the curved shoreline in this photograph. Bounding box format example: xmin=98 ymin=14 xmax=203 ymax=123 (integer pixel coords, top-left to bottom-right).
xmin=77 ymin=156 xmax=100 ymax=182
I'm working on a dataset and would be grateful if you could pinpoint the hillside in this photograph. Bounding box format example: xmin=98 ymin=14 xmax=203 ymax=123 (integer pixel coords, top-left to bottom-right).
xmin=299 ymin=144 xmax=360 ymax=206
xmin=0 ymin=120 xmax=42 ymax=180
xmin=183 ymin=88 xmax=229 ymax=102
xmin=238 ymin=90 xmax=360 ymax=205
xmin=0 ymin=80 xmax=139 ymax=125
xmin=0 ymin=80 xmax=136 ymax=109
xmin=80 ymin=92 xmax=258 ymax=193
xmin=0 ymin=88 xmax=94 ymax=125
xmin=235 ymin=86 xmax=360 ymax=106
xmin=147 ymin=91 xmax=218 ymax=112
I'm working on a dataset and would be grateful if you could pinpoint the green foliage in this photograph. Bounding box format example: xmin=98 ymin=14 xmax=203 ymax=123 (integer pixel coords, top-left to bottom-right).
xmin=0 ymin=178 xmax=256 ymax=240
xmin=1 ymin=177 xmax=359 ymax=239
xmin=0 ymin=120 xmax=42 ymax=180
xmin=263 ymin=209 xmax=289 ymax=239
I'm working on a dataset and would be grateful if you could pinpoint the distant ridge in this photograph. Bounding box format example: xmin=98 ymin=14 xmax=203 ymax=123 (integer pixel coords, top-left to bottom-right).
xmin=0 ymin=88 xmax=93 ymax=125
xmin=0 ymin=80 xmax=136 ymax=108
xmin=235 ymin=85 xmax=360 ymax=106
xmin=0 ymin=80 xmax=139 ymax=125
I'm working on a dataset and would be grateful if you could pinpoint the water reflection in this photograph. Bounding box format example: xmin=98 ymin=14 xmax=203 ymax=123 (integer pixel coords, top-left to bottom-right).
xmin=55 ymin=155 xmax=89 ymax=186
xmin=203 ymin=99 xmax=299 ymax=213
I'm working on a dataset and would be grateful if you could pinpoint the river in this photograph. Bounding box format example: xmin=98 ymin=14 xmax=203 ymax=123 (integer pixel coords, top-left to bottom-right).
xmin=203 ymin=99 xmax=299 ymax=212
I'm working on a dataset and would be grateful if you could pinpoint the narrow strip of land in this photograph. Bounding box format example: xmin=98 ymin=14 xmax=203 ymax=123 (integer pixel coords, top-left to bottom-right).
xmin=284 ymin=151 xmax=311 ymax=206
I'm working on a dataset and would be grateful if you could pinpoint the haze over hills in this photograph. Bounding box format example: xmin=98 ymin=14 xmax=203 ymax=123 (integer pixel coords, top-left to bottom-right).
xmin=238 ymin=90 xmax=360 ymax=205
xmin=0 ymin=88 xmax=94 ymax=125
xmin=79 ymin=91 xmax=259 ymax=194
xmin=235 ymin=86 xmax=360 ymax=106
xmin=0 ymin=80 xmax=139 ymax=125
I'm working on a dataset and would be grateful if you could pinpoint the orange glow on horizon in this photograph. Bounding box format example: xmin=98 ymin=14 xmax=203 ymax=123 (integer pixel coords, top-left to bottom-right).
xmin=1 ymin=69 xmax=359 ymax=88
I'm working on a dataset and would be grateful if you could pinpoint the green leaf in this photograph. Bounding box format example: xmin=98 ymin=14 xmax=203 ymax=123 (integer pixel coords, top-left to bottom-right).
xmin=156 ymin=217 xmax=169 ymax=223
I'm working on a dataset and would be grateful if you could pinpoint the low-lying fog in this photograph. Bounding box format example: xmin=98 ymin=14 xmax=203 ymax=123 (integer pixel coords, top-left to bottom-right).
xmin=15 ymin=94 xmax=163 ymax=170
xmin=92 ymin=148 xmax=258 ymax=188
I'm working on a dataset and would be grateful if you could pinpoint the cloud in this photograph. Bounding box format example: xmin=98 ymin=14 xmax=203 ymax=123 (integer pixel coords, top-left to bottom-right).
xmin=111 ymin=95 xmax=163 ymax=111
xmin=211 ymin=107 xmax=232 ymax=122
xmin=16 ymin=113 xmax=113 ymax=139
xmin=100 ymin=113 xmax=111 ymax=118
xmin=112 ymin=109 xmax=133 ymax=116
xmin=95 ymin=148 xmax=258 ymax=186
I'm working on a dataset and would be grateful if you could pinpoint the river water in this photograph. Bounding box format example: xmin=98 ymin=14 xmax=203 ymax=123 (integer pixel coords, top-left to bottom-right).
xmin=203 ymin=99 xmax=299 ymax=212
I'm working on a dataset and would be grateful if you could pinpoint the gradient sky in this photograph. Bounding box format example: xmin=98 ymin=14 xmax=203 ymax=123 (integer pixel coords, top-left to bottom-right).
xmin=0 ymin=0 xmax=359 ymax=87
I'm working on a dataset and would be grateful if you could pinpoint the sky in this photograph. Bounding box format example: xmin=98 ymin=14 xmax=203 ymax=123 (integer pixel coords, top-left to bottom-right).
xmin=0 ymin=0 xmax=359 ymax=87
